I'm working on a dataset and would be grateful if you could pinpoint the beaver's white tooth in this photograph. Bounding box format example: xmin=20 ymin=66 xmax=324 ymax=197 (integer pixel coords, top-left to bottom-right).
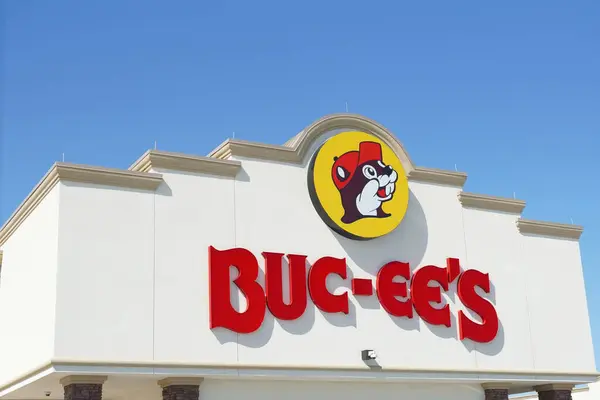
xmin=389 ymin=183 xmax=395 ymax=194
xmin=386 ymin=184 xmax=391 ymax=196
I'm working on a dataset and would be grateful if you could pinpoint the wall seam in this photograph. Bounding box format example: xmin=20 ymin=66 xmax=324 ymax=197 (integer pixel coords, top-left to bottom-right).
xmin=152 ymin=180 xmax=157 ymax=370
xmin=519 ymin=222 xmax=537 ymax=371
xmin=459 ymin=202 xmax=480 ymax=372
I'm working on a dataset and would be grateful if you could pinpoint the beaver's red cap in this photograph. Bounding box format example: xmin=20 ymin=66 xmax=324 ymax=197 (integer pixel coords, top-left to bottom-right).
xmin=331 ymin=141 xmax=383 ymax=190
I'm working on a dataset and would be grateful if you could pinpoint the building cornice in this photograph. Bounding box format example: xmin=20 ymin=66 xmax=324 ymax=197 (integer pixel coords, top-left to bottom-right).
xmin=458 ymin=192 xmax=526 ymax=214
xmin=209 ymin=138 xmax=300 ymax=164
xmin=59 ymin=375 xmax=108 ymax=386
xmin=409 ymin=167 xmax=467 ymax=187
xmin=1 ymin=360 xmax=597 ymax=395
xmin=517 ymin=219 xmax=584 ymax=240
xmin=534 ymin=383 xmax=576 ymax=392
xmin=208 ymin=114 xmax=468 ymax=187
xmin=55 ymin=162 xmax=163 ymax=190
xmin=0 ymin=114 xmax=586 ymax=248
xmin=48 ymin=359 xmax=600 ymax=379
xmin=0 ymin=163 xmax=163 ymax=247
xmin=130 ymin=149 xmax=241 ymax=177
xmin=158 ymin=377 xmax=205 ymax=387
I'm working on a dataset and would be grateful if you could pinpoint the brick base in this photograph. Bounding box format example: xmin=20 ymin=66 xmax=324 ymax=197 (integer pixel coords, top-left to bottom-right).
xmin=162 ymin=385 xmax=200 ymax=400
xmin=538 ymin=390 xmax=572 ymax=400
xmin=63 ymin=383 xmax=103 ymax=400
xmin=158 ymin=378 xmax=203 ymax=400
xmin=484 ymin=388 xmax=509 ymax=400
xmin=60 ymin=376 xmax=107 ymax=400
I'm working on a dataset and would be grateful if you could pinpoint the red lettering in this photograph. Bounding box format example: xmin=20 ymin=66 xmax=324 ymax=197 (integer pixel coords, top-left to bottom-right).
xmin=411 ymin=265 xmax=451 ymax=327
xmin=457 ymin=269 xmax=499 ymax=343
xmin=208 ymin=246 xmax=266 ymax=334
xmin=446 ymin=257 xmax=461 ymax=283
xmin=351 ymin=278 xmax=374 ymax=296
xmin=376 ymin=261 xmax=413 ymax=318
xmin=308 ymin=256 xmax=349 ymax=314
xmin=263 ymin=252 xmax=308 ymax=320
xmin=207 ymin=247 xmax=498 ymax=343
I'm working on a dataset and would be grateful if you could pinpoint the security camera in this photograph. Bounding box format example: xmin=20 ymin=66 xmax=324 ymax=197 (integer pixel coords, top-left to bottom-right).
xmin=361 ymin=349 xmax=377 ymax=361
xmin=44 ymin=391 xmax=51 ymax=397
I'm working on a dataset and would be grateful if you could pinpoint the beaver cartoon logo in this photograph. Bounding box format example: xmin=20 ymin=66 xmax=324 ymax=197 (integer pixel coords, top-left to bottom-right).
xmin=308 ymin=131 xmax=409 ymax=240
xmin=333 ymin=141 xmax=398 ymax=224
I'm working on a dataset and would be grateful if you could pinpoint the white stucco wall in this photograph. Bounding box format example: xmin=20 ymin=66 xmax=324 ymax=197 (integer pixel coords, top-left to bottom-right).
xmin=152 ymin=169 xmax=237 ymax=364
xmin=0 ymin=187 xmax=60 ymax=387
xmin=44 ymin=130 xmax=596 ymax=374
xmin=53 ymin=181 xmax=156 ymax=362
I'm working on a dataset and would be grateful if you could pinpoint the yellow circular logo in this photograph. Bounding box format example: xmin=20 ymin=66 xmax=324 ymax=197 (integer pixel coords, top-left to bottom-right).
xmin=308 ymin=131 xmax=409 ymax=240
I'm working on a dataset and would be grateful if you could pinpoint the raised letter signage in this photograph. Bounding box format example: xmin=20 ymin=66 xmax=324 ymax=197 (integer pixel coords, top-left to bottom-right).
xmin=208 ymin=129 xmax=500 ymax=344
xmin=208 ymin=246 xmax=500 ymax=344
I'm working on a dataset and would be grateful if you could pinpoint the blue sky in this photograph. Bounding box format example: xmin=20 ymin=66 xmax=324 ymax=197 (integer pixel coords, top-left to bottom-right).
xmin=2 ymin=1 xmax=599 ymax=364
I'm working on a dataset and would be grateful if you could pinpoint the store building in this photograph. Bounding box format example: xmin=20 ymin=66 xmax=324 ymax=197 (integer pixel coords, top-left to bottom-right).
xmin=0 ymin=113 xmax=597 ymax=400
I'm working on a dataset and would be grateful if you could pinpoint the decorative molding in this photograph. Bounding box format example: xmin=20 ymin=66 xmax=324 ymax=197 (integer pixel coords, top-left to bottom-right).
xmin=209 ymin=139 xmax=301 ymax=163
xmin=49 ymin=359 xmax=600 ymax=380
xmin=208 ymin=114 xmax=468 ymax=187
xmin=534 ymin=383 xmax=576 ymax=392
xmin=0 ymin=361 xmax=54 ymax=394
xmin=0 ymin=163 xmax=163 ymax=247
xmin=283 ymin=130 xmax=305 ymax=148
xmin=517 ymin=219 xmax=584 ymax=240
xmin=0 ymin=250 xmax=3 ymax=268
xmin=59 ymin=375 xmax=108 ymax=386
xmin=481 ymin=383 xmax=513 ymax=390
xmin=408 ymin=167 xmax=468 ymax=187
xmin=458 ymin=192 xmax=526 ymax=214
xmin=56 ymin=163 xmax=163 ymax=190
xmin=158 ymin=377 xmax=204 ymax=387
xmin=0 ymin=166 xmax=60 ymax=247
xmin=130 ymin=149 xmax=241 ymax=177
xmin=1 ymin=359 xmax=594 ymax=395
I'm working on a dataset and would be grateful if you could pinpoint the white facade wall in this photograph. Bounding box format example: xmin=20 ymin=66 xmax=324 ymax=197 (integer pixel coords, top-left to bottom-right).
xmin=0 ymin=187 xmax=60 ymax=385
xmin=53 ymin=181 xmax=156 ymax=362
xmin=39 ymin=142 xmax=594 ymax=373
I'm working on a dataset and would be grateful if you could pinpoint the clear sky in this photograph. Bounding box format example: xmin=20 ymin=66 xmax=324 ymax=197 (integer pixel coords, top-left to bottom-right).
xmin=1 ymin=1 xmax=599 ymax=365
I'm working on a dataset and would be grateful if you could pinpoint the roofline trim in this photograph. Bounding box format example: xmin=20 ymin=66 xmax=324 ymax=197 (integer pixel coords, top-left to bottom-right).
xmin=517 ymin=219 xmax=584 ymax=240
xmin=459 ymin=192 xmax=527 ymax=214
xmin=0 ymin=163 xmax=163 ymax=247
xmin=130 ymin=149 xmax=241 ymax=177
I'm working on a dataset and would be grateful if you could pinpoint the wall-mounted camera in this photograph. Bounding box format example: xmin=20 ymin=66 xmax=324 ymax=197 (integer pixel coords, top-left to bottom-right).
xmin=361 ymin=349 xmax=377 ymax=361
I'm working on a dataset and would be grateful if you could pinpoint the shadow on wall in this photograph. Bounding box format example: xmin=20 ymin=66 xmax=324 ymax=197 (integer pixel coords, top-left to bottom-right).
xmin=470 ymin=280 xmax=504 ymax=356
xmin=335 ymin=189 xmax=429 ymax=274
xmin=335 ymin=189 xmax=428 ymax=333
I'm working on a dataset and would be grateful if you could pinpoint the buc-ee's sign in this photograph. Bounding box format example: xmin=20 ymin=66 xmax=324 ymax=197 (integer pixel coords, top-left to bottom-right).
xmin=209 ymin=246 xmax=499 ymax=344
xmin=208 ymin=130 xmax=499 ymax=343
